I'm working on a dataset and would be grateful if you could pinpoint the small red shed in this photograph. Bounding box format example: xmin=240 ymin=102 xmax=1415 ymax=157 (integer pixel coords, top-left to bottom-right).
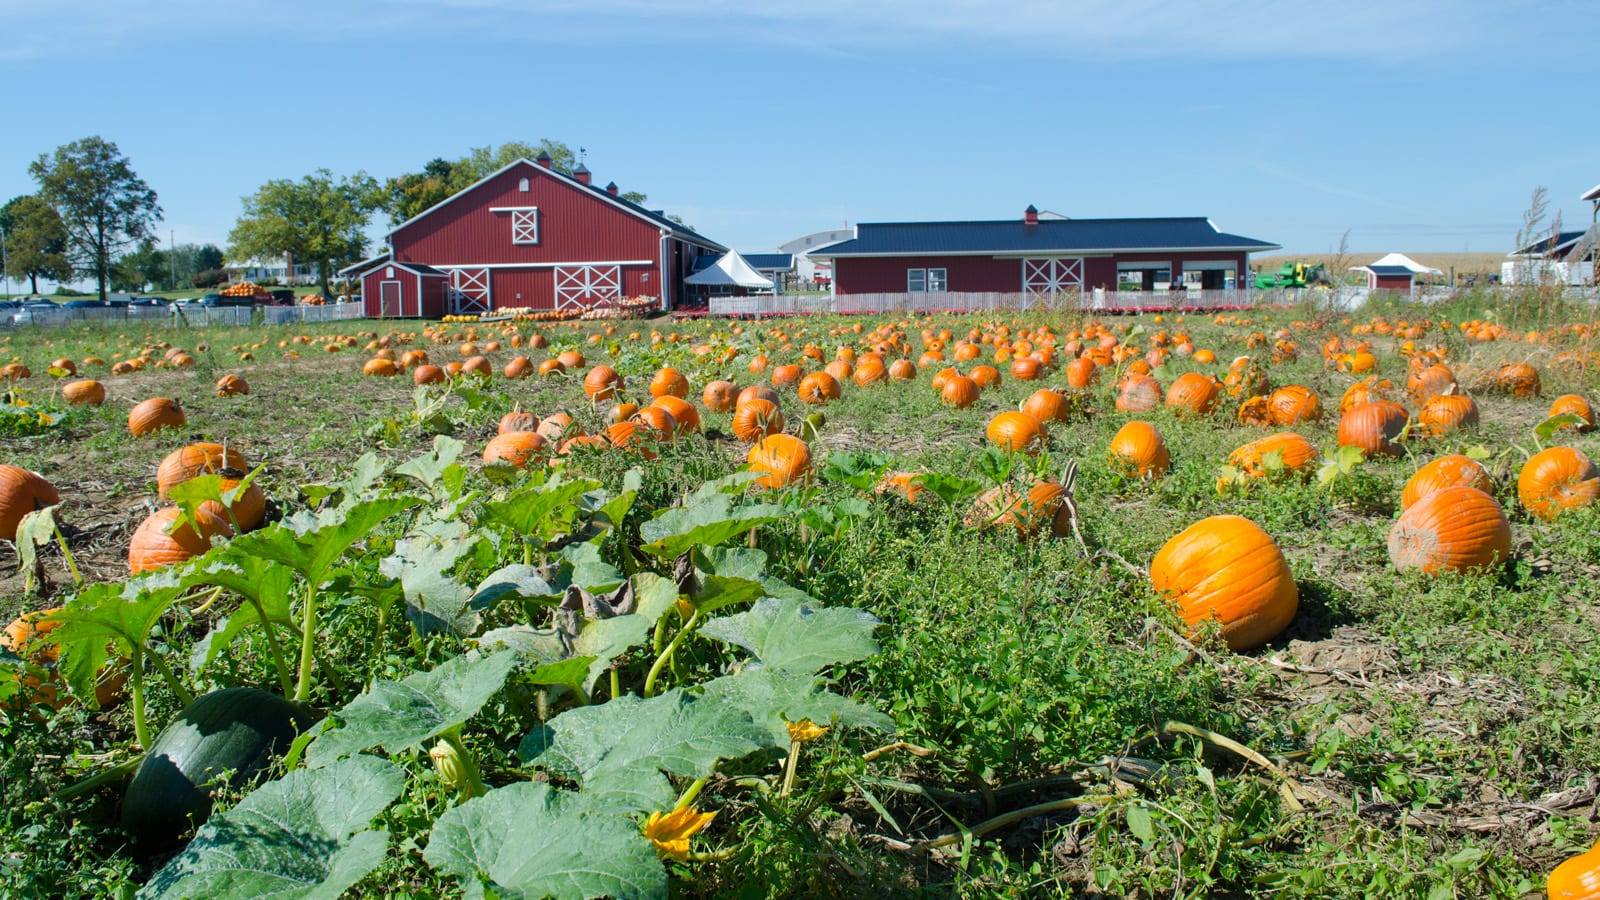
xmin=360 ymin=258 xmax=450 ymax=318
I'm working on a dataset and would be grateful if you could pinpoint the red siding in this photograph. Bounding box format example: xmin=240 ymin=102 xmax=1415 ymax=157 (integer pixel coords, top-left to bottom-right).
xmin=361 ymin=267 xmax=448 ymax=318
xmin=835 ymin=251 xmax=1252 ymax=294
xmin=420 ymin=273 xmax=448 ymax=317
xmin=391 ymin=162 xmax=664 ymax=269
xmin=1372 ymin=274 xmax=1413 ymax=291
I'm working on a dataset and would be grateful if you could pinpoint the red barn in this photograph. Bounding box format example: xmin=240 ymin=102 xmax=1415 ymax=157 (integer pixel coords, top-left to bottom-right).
xmin=809 ymin=206 xmax=1278 ymax=307
xmin=346 ymin=153 xmax=725 ymax=317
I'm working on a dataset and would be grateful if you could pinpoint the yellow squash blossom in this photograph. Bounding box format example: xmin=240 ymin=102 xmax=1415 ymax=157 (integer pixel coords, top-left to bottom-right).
xmin=642 ymin=806 xmax=716 ymax=860
xmin=786 ymin=718 xmax=829 ymax=744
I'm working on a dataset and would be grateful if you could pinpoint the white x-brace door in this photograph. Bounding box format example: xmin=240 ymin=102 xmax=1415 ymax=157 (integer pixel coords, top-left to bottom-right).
xmin=1021 ymin=258 xmax=1084 ymax=308
xmin=447 ymin=268 xmax=491 ymax=313
xmin=554 ymin=265 xmax=622 ymax=310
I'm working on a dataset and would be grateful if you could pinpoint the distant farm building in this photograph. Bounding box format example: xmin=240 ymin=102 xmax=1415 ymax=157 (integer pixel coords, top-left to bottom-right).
xmin=808 ymin=207 xmax=1278 ymax=306
xmin=778 ymin=229 xmax=854 ymax=285
xmin=1352 ymin=253 xmax=1442 ymax=294
xmin=228 ymin=254 xmax=321 ymax=285
xmin=342 ymin=154 xmax=725 ymax=318
xmin=1501 ymin=182 xmax=1599 ymax=286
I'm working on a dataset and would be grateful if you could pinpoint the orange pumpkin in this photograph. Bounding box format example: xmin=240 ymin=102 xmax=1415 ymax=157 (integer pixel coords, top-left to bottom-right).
xmin=1494 ymin=361 xmax=1541 ymax=397
xmin=484 ymin=432 xmax=547 ymax=469
xmin=1008 ymin=358 xmax=1042 ymax=381
xmin=0 ymin=465 xmax=60 ymax=542
xmin=1517 ymin=446 xmax=1599 ymax=521
xmin=1236 ymin=396 xmax=1274 ymax=426
xmin=1388 ymin=486 xmax=1510 ymax=575
xmin=502 ymin=356 xmax=533 ymax=379
xmin=650 ymin=395 xmax=700 ymax=434
xmin=1416 ymin=393 xmax=1478 ymax=437
xmin=1021 ymin=388 xmax=1070 ymax=424
xmin=1267 ymin=385 xmax=1322 ymax=426
xmin=1108 ymin=421 xmax=1170 ymax=478
xmin=499 ymin=411 xmax=541 ymax=435
xmin=1116 ymin=374 xmax=1163 ymax=414
xmin=1150 ymin=515 xmax=1299 ymax=651
xmin=412 ymin=364 xmax=446 ymax=385
xmin=986 ymin=411 xmax=1047 ymax=453
xmin=536 ymin=412 xmax=575 ymax=443
xmin=1548 ymin=394 xmax=1595 ymax=432
xmin=1165 ymin=372 xmax=1221 ymax=417
xmin=61 ymin=379 xmax=107 ymax=405
xmin=2 ymin=609 xmax=125 ymax=709
xmin=1336 ymin=401 xmax=1410 ymax=458
xmin=874 ymin=471 xmax=928 ymax=504
xmin=363 ymin=358 xmax=399 ymax=377
xmin=887 ymin=359 xmax=917 ymax=381
xmin=1063 ymin=356 xmax=1097 ymax=390
xmin=965 ymin=480 xmax=1070 ymax=537
xmin=583 ymin=365 xmax=622 ymax=400
xmin=156 ymin=442 xmax=250 ymax=499
xmin=968 ymin=364 xmax=1001 ymax=390
xmin=215 ymin=374 xmax=250 ymax=396
xmin=939 ymin=374 xmax=980 ymax=409
xmin=747 ymin=434 xmax=812 ymax=489
xmin=702 ymin=380 xmax=739 ymax=413
xmin=128 ymin=506 xmax=233 ymax=575
xmin=630 ymin=406 xmax=678 ymax=441
xmin=1547 ymin=837 xmax=1600 ymax=900
xmin=731 ymin=399 xmax=784 ymax=443
xmin=1401 ymin=454 xmax=1494 ymax=510
xmin=1406 ymin=363 xmax=1457 ymax=404
xmin=1339 ymin=377 xmax=1396 ymax=414
xmin=128 ymin=397 xmax=185 ymax=437
xmin=649 ymin=367 xmax=690 ymax=399
xmin=770 ymin=364 xmax=804 ymax=388
xmin=1228 ymin=432 xmax=1320 ymax=479
xmin=797 ymin=372 xmax=842 ymax=405
xmin=460 ymin=355 xmax=493 ymax=380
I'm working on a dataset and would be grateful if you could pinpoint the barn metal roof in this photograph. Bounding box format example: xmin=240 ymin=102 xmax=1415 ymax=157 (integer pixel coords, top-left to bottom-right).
xmin=742 ymin=253 xmax=794 ymax=271
xmin=1363 ymin=265 xmax=1415 ymax=277
xmin=1510 ymin=230 xmax=1587 ymax=257
xmin=810 ymin=217 xmax=1279 ymax=257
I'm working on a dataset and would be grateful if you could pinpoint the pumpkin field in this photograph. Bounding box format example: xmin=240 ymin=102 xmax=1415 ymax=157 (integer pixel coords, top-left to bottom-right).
xmin=2 ymin=289 xmax=1599 ymax=899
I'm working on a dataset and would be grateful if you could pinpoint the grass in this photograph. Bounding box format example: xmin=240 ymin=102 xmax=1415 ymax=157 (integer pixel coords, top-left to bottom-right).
xmin=1 ymin=301 xmax=1598 ymax=897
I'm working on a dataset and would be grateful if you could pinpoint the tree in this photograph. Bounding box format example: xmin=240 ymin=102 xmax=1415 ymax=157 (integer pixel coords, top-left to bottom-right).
xmin=229 ymin=169 xmax=380 ymax=299
xmin=112 ymin=239 xmax=166 ymax=292
xmin=28 ymin=136 xmax=162 ymax=301
xmin=381 ymin=140 xmax=649 ymax=223
xmin=193 ymin=243 xmax=224 ymax=272
xmin=0 ymin=195 xmax=73 ymax=294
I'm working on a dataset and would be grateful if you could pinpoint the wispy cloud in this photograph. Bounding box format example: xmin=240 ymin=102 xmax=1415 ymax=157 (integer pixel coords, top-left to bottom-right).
xmin=0 ymin=0 xmax=1556 ymax=62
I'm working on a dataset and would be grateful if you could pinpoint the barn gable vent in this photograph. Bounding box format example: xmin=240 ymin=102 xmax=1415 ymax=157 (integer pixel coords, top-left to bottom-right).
xmin=518 ymin=177 xmax=530 ymax=192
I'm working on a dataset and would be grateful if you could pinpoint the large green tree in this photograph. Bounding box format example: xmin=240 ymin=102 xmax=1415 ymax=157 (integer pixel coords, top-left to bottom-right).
xmin=0 ymin=195 xmax=73 ymax=294
xmin=28 ymin=136 xmax=162 ymax=301
xmin=111 ymin=239 xmax=167 ymax=292
xmin=383 ymin=140 xmax=646 ymax=224
xmin=228 ymin=169 xmax=381 ymax=299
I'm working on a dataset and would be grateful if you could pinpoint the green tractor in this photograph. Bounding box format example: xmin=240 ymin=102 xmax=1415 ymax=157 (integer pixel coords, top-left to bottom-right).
xmin=1254 ymin=260 xmax=1331 ymax=289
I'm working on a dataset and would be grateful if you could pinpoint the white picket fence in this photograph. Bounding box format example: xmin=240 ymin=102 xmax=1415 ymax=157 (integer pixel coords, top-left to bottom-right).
xmin=708 ymin=295 xmax=834 ymax=316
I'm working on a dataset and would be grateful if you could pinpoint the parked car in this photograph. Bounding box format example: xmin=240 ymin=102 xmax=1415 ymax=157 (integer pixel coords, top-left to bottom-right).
xmin=187 ymin=292 xmax=254 ymax=309
xmin=11 ymin=301 xmax=60 ymax=324
xmin=128 ymin=296 xmax=169 ymax=307
xmin=61 ymin=299 xmax=111 ymax=310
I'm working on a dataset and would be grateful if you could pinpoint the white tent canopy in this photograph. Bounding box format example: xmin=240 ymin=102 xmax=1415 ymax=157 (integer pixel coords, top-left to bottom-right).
xmin=684 ymin=251 xmax=775 ymax=290
xmin=1350 ymin=252 xmax=1442 ymax=275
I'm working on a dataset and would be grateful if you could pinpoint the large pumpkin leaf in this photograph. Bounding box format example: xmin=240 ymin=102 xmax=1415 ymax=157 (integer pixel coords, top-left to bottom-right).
xmin=187 ymin=552 xmax=297 ymax=676
xmin=139 ymin=755 xmax=403 ymax=900
xmin=478 ymin=576 xmax=676 ymax=693
xmin=468 ymin=563 xmax=564 ymax=609
xmin=522 ymin=689 xmax=771 ymax=788
xmin=478 ymin=471 xmax=600 ymax=545
xmin=424 ymin=781 xmax=665 ymax=900
xmin=638 ymin=493 xmax=785 ymax=558
xmin=232 ymin=496 xmax=421 ymax=586
xmin=562 ymin=542 xmax=625 ymax=593
xmin=693 ymin=546 xmax=815 ymax=604
xmin=380 ymin=517 xmax=489 ymax=637
xmin=699 ymin=598 xmax=881 ymax=674
xmin=395 ymin=435 xmax=466 ymax=502
xmin=308 ymin=651 xmax=517 ymax=767
xmin=697 ymin=669 xmax=895 ymax=747
xmin=42 ymin=573 xmax=188 ymax=701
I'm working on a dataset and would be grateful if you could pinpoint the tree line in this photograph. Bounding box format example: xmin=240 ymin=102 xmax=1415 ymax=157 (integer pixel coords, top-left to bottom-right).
xmin=1 ymin=137 xmax=648 ymax=301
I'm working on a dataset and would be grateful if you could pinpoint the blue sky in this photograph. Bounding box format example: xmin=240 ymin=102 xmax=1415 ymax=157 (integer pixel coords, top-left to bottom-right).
xmin=1 ymin=0 xmax=1594 ymax=279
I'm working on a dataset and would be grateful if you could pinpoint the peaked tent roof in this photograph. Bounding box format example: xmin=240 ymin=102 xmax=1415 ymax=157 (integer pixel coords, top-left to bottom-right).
xmin=1509 ymin=230 xmax=1589 ymax=257
xmin=683 ymin=251 xmax=775 ymax=289
xmin=810 ymin=217 xmax=1279 ymax=258
xmin=1353 ymin=253 xmax=1442 ymax=274
xmin=1581 ymin=183 xmax=1600 ymax=202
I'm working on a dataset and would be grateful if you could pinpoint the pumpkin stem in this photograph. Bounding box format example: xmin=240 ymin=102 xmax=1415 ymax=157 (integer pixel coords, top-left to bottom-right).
xmin=129 ymin=649 xmax=152 ymax=750
xmin=146 ymin=650 xmax=194 ymax=708
xmin=643 ymin=609 xmax=702 ymax=699
xmin=294 ymin=581 xmax=318 ymax=702
xmin=57 ymin=754 xmax=145 ymax=801
xmin=52 ymin=520 xmax=82 ymax=588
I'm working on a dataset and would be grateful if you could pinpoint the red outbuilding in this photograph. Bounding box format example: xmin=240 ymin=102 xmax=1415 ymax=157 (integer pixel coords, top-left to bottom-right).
xmin=345 ymin=153 xmax=725 ymax=317
xmin=808 ymin=206 xmax=1279 ymax=308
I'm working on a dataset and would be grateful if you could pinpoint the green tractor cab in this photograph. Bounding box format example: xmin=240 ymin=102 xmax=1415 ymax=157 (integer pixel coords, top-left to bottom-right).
xmin=1254 ymin=260 xmax=1331 ymax=289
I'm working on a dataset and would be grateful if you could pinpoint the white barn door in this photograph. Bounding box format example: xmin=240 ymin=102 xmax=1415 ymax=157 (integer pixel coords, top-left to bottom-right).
xmin=554 ymin=265 xmax=622 ymax=311
xmin=1022 ymin=258 xmax=1084 ymax=308
xmin=448 ymin=268 xmax=491 ymax=313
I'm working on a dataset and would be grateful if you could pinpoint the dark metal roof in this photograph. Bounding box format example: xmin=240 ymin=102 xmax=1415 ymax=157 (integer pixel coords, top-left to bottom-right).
xmin=811 ymin=217 xmax=1279 ymax=257
xmin=743 ymin=253 xmax=794 ymax=271
xmin=1365 ymin=265 xmax=1414 ymax=277
xmin=1511 ymin=230 xmax=1586 ymax=257
xmin=398 ymin=262 xmax=449 ymax=277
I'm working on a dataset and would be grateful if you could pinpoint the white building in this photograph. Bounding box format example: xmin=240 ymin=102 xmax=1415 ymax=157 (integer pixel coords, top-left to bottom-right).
xmin=225 ymin=253 xmax=321 ymax=285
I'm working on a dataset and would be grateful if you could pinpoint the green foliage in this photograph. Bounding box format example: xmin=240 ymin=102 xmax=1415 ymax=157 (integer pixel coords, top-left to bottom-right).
xmin=0 ymin=194 xmax=73 ymax=291
xmin=227 ymin=168 xmax=382 ymax=297
xmin=28 ymin=135 xmax=162 ymax=299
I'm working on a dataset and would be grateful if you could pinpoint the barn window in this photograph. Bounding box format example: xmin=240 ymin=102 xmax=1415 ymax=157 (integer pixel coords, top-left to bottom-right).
xmin=907 ymin=268 xmax=926 ymax=292
xmin=518 ymin=177 xmax=529 ymax=192
xmin=927 ymin=268 xmax=947 ymax=291
xmin=511 ymin=208 xmax=539 ymax=245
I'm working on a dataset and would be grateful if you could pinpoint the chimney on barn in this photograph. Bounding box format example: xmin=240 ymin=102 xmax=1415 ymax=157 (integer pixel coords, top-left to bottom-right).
xmin=574 ymin=163 xmax=592 ymax=186
xmin=1024 ymin=205 xmax=1039 ymax=226
xmin=535 ymin=151 xmax=553 ymax=170
xmin=605 ymin=181 xmax=619 ymax=197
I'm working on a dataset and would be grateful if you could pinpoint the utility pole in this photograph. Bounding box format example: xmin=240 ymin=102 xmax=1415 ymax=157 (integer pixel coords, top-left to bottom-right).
xmin=1 ymin=228 xmax=9 ymax=301
xmin=169 ymin=229 xmax=177 ymax=292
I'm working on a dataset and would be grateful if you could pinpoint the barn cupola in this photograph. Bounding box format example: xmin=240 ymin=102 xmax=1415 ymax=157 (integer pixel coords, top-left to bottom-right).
xmin=606 ymin=181 xmax=619 ymax=197
xmin=1024 ymin=205 xmax=1039 ymax=226
xmin=535 ymin=151 xmax=554 ymax=169
xmin=573 ymin=163 xmax=593 ymax=186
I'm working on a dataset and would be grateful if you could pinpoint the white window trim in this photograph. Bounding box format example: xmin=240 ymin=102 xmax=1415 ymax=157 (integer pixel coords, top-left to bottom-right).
xmin=927 ymin=267 xmax=948 ymax=291
xmin=907 ymin=267 xmax=927 ymax=292
xmin=510 ymin=208 xmax=539 ymax=245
